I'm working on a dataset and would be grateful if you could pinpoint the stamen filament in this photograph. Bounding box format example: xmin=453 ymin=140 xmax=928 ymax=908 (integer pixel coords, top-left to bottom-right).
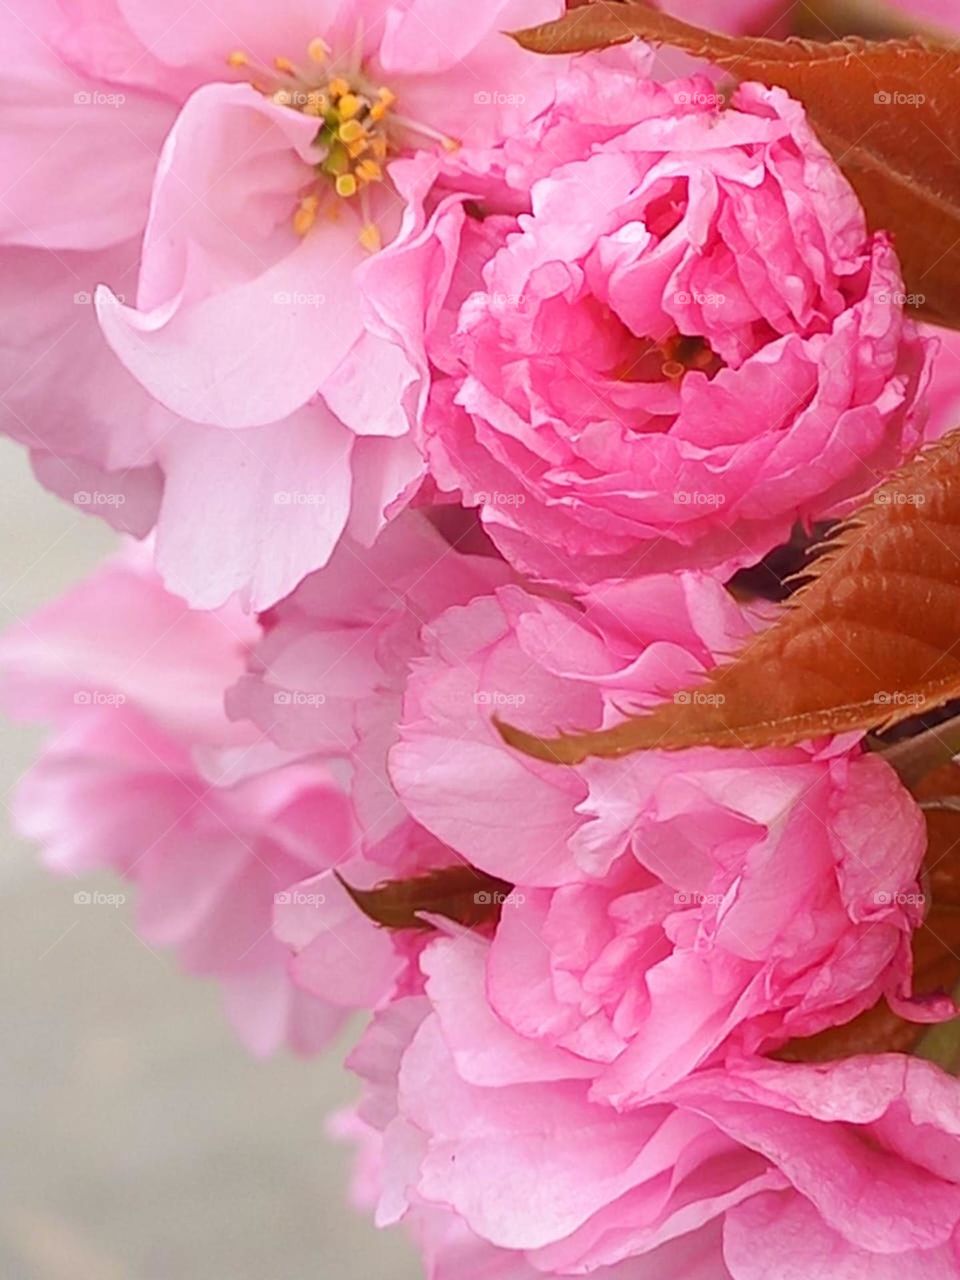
xmin=391 ymin=113 xmax=459 ymax=152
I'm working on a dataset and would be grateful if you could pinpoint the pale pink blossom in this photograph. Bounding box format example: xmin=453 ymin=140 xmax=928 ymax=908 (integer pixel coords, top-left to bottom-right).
xmin=890 ymin=0 xmax=960 ymax=30
xmin=0 ymin=0 xmax=565 ymax=608
xmin=660 ymin=0 xmax=785 ymax=29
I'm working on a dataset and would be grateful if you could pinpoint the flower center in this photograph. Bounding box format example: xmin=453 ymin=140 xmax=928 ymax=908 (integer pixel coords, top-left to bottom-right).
xmin=613 ymin=331 xmax=724 ymax=384
xmin=226 ymin=38 xmax=458 ymax=252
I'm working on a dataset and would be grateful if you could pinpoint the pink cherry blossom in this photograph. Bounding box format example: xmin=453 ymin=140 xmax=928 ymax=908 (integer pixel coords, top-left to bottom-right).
xmin=0 ymin=0 xmax=566 ymax=609
xmin=226 ymin=510 xmax=512 ymax=860
xmin=0 ymin=547 xmax=357 ymax=1054
xmin=344 ymin=938 xmax=960 ymax=1276
xmin=371 ymin=72 xmax=933 ymax=585
xmin=237 ymin=525 xmax=944 ymax=1082
xmin=889 ymin=0 xmax=960 ymax=30
xmin=661 ymin=0 xmax=785 ymax=29
xmin=387 ymin=572 xmax=948 ymax=1088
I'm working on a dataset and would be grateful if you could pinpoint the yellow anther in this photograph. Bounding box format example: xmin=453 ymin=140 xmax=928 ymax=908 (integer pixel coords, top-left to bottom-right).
xmin=274 ymin=55 xmax=297 ymax=74
xmin=369 ymin=102 xmax=388 ymax=122
xmin=307 ymin=37 xmax=330 ymax=63
xmin=328 ymin=77 xmax=351 ymax=99
xmin=338 ymin=93 xmax=362 ymax=120
xmin=356 ymin=158 xmax=382 ymax=184
xmin=338 ymin=119 xmax=365 ymax=144
xmin=377 ymin=87 xmax=396 ymax=106
xmin=335 ymin=173 xmax=358 ymax=198
xmin=441 ymin=136 xmax=461 ymax=153
xmin=359 ymin=223 xmax=382 ymax=253
xmin=293 ymin=194 xmax=320 ymax=236
xmin=346 ymin=137 xmax=369 ymax=159
xmin=227 ymin=50 xmax=249 ymax=68
xmin=370 ymin=135 xmax=388 ymax=160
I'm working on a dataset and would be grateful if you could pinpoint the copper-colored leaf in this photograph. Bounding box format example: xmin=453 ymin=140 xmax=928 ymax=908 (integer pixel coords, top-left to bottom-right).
xmin=512 ymin=1 xmax=960 ymax=330
xmin=336 ymin=866 xmax=514 ymax=930
xmin=497 ymin=430 xmax=960 ymax=764
xmin=779 ymin=765 xmax=960 ymax=1062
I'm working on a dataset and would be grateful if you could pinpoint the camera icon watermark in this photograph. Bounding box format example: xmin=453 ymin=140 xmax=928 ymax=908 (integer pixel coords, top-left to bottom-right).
xmin=674 ymin=690 xmax=725 ymax=706
xmin=73 ymin=690 xmax=126 ymax=707
xmin=476 ymin=490 xmax=526 ymax=507
xmin=273 ymin=690 xmax=326 ymax=707
xmin=474 ymin=690 xmax=526 ymax=708
xmin=874 ymin=890 xmax=925 ymax=907
xmin=274 ymin=491 xmax=326 ymax=505
xmin=74 ymin=490 xmax=126 ymax=507
xmin=873 ymin=690 xmax=924 ymax=707
xmin=873 ymin=488 xmax=925 ymax=507
xmin=274 ymin=889 xmax=327 ymax=907
xmin=673 ymin=491 xmax=726 ymax=507
xmin=273 ymin=290 xmax=326 ymax=307
xmin=874 ymin=90 xmax=925 ymax=107
xmin=474 ymin=889 xmax=525 ymax=908
xmin=74 ymin=889 xmax=126 ymax=907
xmin=74 ymin=90 xmax=126 ymax=107
xmin=474 ymin=90 xmax=526 ymax=106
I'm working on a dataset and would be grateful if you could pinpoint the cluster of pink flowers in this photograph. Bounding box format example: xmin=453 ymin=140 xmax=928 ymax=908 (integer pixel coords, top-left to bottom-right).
xmin=4 ymin=1 xmax=960 ymax=1276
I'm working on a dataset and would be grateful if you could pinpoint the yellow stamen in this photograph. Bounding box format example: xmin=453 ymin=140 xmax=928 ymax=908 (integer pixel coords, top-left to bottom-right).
xmin=369 ymin=135 xmax=388 ymax=160
xmin=338 ymin=92 xmax=362 ymax=121
xmin=328 ymin=77 xmax=350 ymax=99
xmin=307 ymin=37 xmax=330 ymax=63
xmin=369 ymin=102 xmax=388 ymax=123
xmin=293 ymin=194 xmax=320 ymax=236
xmin=441 ymin=136 xmax=461 ymax=153
xmin=359 ymin=223 xmax=382 ymax=253
xmin=356 ymin=159 xmax=382 ymax=184
xmin=274 ymin=55 xmax=297 ymax=75
xmin=227 ymin=50 xmax=249 ymax=68
xmin=338 ymin=119 xmax=365 ymax=144
xmin=335 ymin=173 xmax=358 ymax=198
xmin=346 ymin=138 xmax=369 ymax=160
xmin=377 ymin=87 xmax=396 ymax=107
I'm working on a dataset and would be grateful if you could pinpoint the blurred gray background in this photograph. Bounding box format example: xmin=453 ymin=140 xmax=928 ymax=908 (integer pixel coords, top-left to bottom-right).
xmin=0 ymin=438 xmax=420 ymax=1280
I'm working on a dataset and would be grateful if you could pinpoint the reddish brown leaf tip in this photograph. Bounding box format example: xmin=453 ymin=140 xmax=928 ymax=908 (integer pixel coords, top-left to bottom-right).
xmin=335 ymin=866 xmax=515 ymax=931
xmin=498 ymin=429 xmax=960 ymax=766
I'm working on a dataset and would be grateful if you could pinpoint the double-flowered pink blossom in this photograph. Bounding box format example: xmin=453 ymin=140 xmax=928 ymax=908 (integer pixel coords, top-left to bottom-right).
xmin=211 ymin=512 xmax=954 ymax=1272
xmin=4 ymin=510 xmax=956 ymax=1274
xmin=0 ymin=0 xmax=565 ymax=609
xmin=349 ymin=1001 xmax=960 ymax=1276
xmin=372 ymin=69 xmax=933 ymax=584
xmin=3 ymin=6 xmax=959 ymax=1276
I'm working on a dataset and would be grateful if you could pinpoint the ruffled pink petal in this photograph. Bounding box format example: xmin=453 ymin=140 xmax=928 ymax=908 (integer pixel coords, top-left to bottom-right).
xmin=724 ymin=1190 xmax=960 ymax=1280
